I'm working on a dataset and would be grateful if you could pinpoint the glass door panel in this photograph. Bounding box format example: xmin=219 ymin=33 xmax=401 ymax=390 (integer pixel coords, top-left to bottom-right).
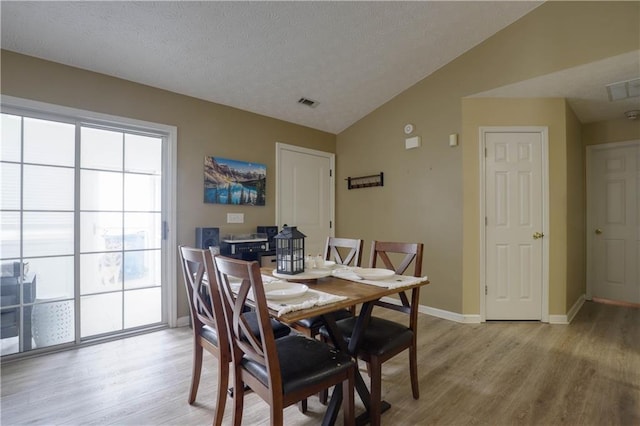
xmin=1 ymin=114 xmax=76 ymax=354
xmin=79 ymin=126 xmax=163 ymax=339
xmin=23 ymin=117 xmax=75 ymax=166
xmin=1 ymin=114 xmax=21 ymax=161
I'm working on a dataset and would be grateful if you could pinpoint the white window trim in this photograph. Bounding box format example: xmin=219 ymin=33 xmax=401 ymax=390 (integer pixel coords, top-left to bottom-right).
xmin=1 ymin=95 xmax=179 ymax=328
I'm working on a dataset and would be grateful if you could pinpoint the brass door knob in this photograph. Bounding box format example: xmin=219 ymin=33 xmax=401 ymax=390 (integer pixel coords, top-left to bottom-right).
xmin=595 ymin=229 xmax=603 ymax=235
xmin=533 ymin=232 xmax=544 ymax=240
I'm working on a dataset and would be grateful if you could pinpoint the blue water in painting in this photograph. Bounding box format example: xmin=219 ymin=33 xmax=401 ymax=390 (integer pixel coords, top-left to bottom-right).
xmin=204 ymin=183 xmax=259 ymax=205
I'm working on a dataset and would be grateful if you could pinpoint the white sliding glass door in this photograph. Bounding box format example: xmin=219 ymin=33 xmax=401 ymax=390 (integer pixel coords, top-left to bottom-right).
xmin=1 ymin=104 xmax=172 ymax=357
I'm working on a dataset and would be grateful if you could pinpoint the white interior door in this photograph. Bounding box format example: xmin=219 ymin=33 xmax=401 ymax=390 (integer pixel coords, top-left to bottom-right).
xmin=587 ymin=141 xmax=639 ymax=304
xmin=276 ymin=143 xmax=334 ymax=257
xmin=483 ymin=128 xmax=546 ymax=320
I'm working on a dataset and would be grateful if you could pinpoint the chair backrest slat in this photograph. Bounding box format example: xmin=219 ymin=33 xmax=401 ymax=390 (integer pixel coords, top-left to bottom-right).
xmin=179 ymin=246 xmax=229 ymax=350
xmin=369 ymin=241 xmax=424 ymax=324
xmin=324 ymin=237 xmax=364 ymax=267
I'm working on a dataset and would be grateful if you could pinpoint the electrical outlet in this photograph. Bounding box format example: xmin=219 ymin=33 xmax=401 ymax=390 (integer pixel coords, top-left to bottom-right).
xmin=227 ymin=213 xmax=244 ymax=224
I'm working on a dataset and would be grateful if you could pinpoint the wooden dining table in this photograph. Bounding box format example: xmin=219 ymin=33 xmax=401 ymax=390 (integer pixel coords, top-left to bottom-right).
xmin=262 ymin=268 xmax=431 ymax=426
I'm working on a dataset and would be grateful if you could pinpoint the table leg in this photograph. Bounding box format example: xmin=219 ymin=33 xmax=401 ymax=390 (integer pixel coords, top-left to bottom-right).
xmin=321 ymin=301 xmax=392 ymax=425
xmin=321 ymin=382 xmax=342 ymax=426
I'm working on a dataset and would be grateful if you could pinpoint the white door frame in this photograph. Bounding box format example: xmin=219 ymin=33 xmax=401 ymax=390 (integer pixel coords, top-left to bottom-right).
xmin=479 ymin=126 xmax=550 ymax=322
xmin=275 ymin=142 xmax=335 ymax=237
xmin=585 ymin=139 xmax=640 ymax=301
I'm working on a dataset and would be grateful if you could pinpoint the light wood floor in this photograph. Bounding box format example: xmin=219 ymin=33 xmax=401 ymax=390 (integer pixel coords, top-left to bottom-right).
xmin=1 ymin=301 xmax=638 ymax=425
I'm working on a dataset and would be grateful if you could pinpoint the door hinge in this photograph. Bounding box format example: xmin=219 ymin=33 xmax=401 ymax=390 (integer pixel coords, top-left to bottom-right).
xmin=329 ymin=220 xmax=333 ymax=229
xmin=485 ymin=285 xmax=488 ymax=295
xmin=485 ymin=217 xmax=488 ymax=226
xmin=485 ymin=148 xmax=487 ymax=157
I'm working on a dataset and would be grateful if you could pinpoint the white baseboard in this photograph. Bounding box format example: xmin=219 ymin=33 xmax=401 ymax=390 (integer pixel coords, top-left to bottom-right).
xmin=548 ymin=294 xmax=586 ymax=324
xmin=176 ymin=296 xmax=586 ymax=327
xmin=176 ymin=316 xmax=190 ymax=327
xmin=379 ymin=297 xmax=481 ymax=324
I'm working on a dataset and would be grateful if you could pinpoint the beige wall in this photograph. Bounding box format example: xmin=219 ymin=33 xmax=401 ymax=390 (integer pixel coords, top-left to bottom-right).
xmin=583 ymin=118 xmax=640 ymax=146
xmin=336 ymin=1 xmax=639 ymax=315
xmin=565 ymin=103 xmax=586 ymax=313
xmin=0 ymin=50 xmax=336 ymax=319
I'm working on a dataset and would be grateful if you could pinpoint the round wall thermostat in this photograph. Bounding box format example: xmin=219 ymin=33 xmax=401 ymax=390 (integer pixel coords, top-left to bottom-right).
xmin=403 ymin=123 xmax=414 ymax=135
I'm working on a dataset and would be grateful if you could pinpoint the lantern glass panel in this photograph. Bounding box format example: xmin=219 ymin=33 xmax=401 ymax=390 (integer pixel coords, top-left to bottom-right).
xmin=274 ymin=226 xmax=306 ymax=275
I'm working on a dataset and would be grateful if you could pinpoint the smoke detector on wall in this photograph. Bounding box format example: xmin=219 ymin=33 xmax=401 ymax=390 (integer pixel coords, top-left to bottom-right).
xmin=624 ymin=110 xmax=640 ymax=120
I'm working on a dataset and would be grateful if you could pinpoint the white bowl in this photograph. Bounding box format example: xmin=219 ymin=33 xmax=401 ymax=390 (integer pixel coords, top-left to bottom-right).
xmin=353 ymin=268 xmax=395 ymax=280
xmin=264 ymin=281 xmax=308 ymax=300
xmin=320 ymin=260 xmax=336 ymax=269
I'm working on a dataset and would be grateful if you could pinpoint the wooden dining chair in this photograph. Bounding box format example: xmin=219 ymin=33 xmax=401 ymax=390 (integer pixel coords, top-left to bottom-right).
xmin=324 ymin=240 xmax=424 ymax=426
xmin=292 ymin=237 xmax=364 ymax=338
xmin=179 ymin=246 xmax=231 ymax=426
xmin=324 ymin=237 xmax=364 ymax=267
xmin=179 ymin=246 xmax=291 ymax=426
xmin=212 ymin=255 xmax=356 ymax=426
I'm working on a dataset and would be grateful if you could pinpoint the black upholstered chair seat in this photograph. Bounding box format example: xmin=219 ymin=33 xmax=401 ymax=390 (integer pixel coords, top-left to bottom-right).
xmin=242 ymin=334 xmax=354 ymax=395
xmin=200 ymin=324 xmax=219 ymax=346
xmin=295 ymin=308 xmax=353 ymax=330
xmin=321 ymin=316 xmax=413 ymax=357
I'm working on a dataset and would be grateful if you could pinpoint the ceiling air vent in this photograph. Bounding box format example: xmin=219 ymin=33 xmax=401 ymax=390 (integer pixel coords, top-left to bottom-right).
xmin=606 ymin=77 xmax=640 ymax=101
xmin=298 ymin=97 xmax=319 ymax=108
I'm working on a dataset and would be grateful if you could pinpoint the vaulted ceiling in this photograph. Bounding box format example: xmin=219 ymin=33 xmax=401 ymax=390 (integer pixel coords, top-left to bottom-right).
xmin=2 ymin=2 xmax=637 ymax=133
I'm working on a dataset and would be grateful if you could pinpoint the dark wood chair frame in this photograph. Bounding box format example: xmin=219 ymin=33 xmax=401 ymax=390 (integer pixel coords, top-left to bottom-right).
xmin=321 ymin=240 xmax=424 ymax=426
xmin=213 ymin=255 xmax=355 ymax=426
xmin=291 ymin=237 xmax=364 ymax=338
xmin=362 ymin=240 xmax=423 ymax=425
xmin=179 ymin=246 xmax=230 ymax=426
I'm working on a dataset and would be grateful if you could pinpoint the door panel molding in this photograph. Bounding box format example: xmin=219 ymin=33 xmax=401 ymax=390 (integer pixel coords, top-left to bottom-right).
xmin=479 ymin=126 xmax=549 ymax=322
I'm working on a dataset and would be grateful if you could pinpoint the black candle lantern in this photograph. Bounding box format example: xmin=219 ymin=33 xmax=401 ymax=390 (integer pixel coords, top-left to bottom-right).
xmin=274 ymin=225 xmax=306 ymax=275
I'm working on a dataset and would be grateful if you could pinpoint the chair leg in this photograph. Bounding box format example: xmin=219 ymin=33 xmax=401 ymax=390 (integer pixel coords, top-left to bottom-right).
xmin=343 ymin=369 xmax=355 ymax=426
xmin=318 ymin=332 xmax=329 ymax=405
xmin=298 ymin=399 xmax=308 ymax=413
xmin=232 ymin=367 xmax=244 ymax=426
xmin=319 ymin=388 xmax=328 ymax=405
xmin=369 ymin=358 xmax=383 ymax=426
xmin=189 ymin=343 xmax=203 ymax=404
xmin=270 ymin=402 xmax=284 ymax=426
xmin=213 ymin=357 xmax=229 ymax=426
xmin=409 ymin=344 xmax=419 ymax=399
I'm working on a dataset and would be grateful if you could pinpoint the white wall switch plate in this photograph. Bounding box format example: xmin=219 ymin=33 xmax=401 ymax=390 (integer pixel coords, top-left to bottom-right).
xmin=227 ymin=213 xmax=244 ymax=223
xmin=449 ymin=133 xmax=458 ymax=147
xmin=405 ymin=136 xmax=421 ymax=149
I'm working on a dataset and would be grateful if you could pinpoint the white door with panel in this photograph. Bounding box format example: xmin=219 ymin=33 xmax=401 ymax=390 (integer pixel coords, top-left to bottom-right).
xmin=484 ymin=129 xmax=546 ymax=320
xmin=587 ymin=142 xmax=639 ymax=304
xmin=276 ymin=143 xmax=334 ymax=257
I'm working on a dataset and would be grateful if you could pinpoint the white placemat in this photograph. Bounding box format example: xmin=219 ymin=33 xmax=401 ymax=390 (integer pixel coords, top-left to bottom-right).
xmin=331 ymin=267 xmax=428 ymax=289
xmin=258 ymin=275 xmax=347 ymax=316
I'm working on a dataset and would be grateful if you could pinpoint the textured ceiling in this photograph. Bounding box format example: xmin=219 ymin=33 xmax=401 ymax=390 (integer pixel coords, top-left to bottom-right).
xmin=472 ymin=50 xmax=640 ymax=123
xmin=3 ymin=1 xmax=634 ymax=133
